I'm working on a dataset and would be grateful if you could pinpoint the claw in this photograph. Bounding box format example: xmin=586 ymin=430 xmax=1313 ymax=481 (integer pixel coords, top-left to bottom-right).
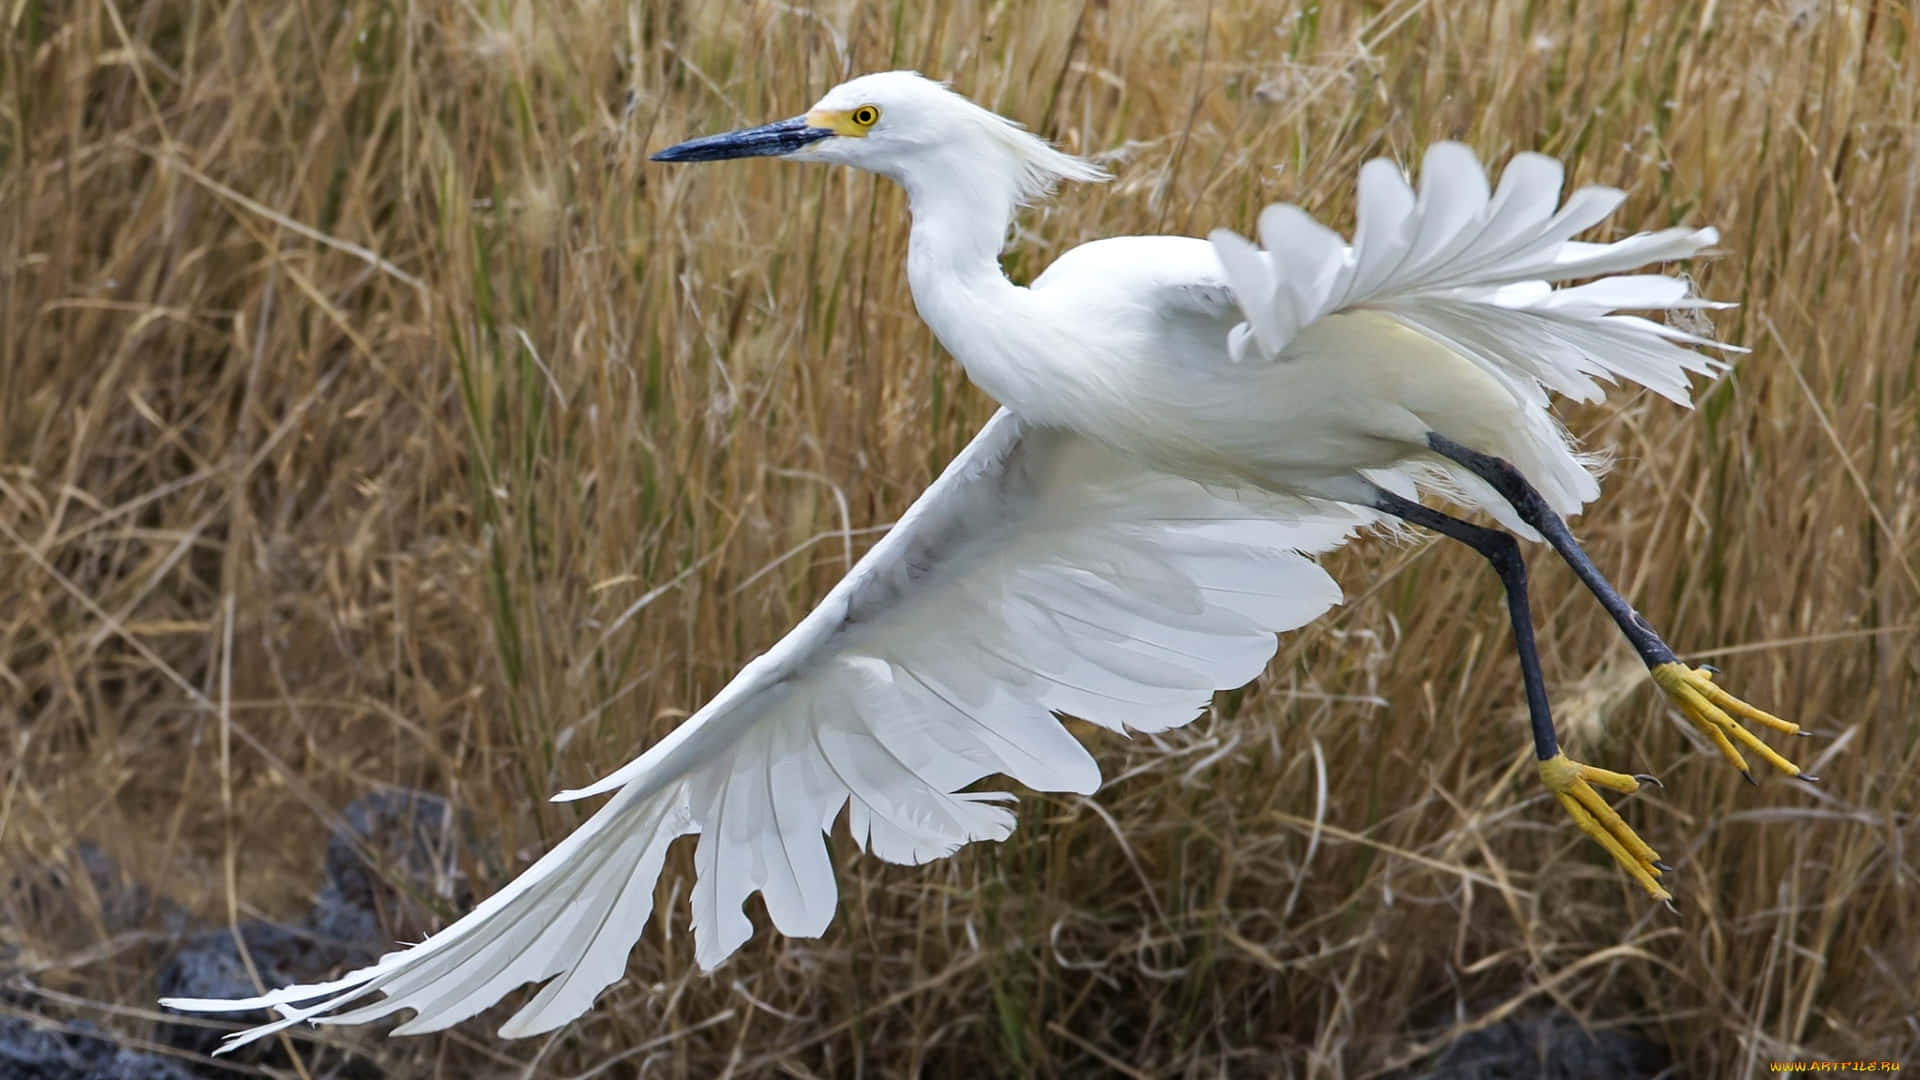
xmin=1538 ymin=752 xmax=1670 ymax=902
xmin=1633 ymin=772 xmax=1664 ymax=790
xmin=1650 ymin=662 xmax=1805 ymax=779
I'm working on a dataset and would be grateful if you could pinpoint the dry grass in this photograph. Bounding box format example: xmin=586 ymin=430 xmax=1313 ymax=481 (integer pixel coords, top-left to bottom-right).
xmin=3 ymin=0 xmax=1917 ymax=1075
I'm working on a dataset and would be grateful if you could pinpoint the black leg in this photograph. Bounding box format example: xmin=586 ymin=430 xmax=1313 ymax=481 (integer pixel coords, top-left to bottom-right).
xmin=1425 ymin=430 xmax=1812 ymax=785
xmin=1374 ymin=484 xmax=1673 ymax=901
xmin=1425 ymin=432 xmax=1679 ymax=668
xmin=1371 ymin=488 xmax=1560 ymax=763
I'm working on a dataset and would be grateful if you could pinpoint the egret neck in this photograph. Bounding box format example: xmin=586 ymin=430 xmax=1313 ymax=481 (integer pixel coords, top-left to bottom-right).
xmin=894 ymin=147 xmax=1070 ymax=424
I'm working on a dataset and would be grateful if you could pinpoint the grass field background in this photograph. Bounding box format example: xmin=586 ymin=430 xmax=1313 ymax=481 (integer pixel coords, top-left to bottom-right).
xmin=4 ymin=0 xmax=1916 ymax=1075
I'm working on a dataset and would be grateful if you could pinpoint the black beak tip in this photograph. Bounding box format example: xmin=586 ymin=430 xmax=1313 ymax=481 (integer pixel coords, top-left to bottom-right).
xmin=648 ymin=141 xmax=718 ymax=164
xmin=650 ymin=141 xmax=714 ymax=163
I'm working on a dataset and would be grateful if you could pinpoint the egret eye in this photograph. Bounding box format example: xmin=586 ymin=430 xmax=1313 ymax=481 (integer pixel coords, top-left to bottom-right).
xmin=851 ymin=105 xmax=880 ymax=128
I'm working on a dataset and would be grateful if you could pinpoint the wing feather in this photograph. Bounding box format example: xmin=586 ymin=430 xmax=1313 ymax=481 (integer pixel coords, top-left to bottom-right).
xmin=164 ymin=409 xmax=1363 ymax=1050
xmin=1212 ymin=144 xmax=1734 ymax=373
xmin=1207 ymin=142 xmax=1737 ymax=518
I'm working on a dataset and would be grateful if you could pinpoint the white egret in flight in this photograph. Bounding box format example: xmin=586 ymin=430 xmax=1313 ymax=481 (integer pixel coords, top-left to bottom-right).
xmin=165 ymin=72 xmax=1809 ymax=1050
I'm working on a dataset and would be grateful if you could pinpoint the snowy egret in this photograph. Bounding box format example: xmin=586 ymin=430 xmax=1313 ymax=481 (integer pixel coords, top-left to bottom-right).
xmin=165 ymin=71 xmax=1808 ymax=1050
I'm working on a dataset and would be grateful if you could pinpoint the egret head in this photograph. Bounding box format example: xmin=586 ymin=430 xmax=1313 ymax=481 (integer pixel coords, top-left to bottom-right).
xmin=653 ymin=71 xmax=1106 ymax=213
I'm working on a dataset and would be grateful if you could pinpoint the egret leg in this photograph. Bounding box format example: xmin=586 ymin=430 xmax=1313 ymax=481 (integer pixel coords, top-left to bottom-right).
xmin=1372 ymin=488 xmax=1671 ymax=903
xmin=1425 ymin=432 xmax=1809 ymax=784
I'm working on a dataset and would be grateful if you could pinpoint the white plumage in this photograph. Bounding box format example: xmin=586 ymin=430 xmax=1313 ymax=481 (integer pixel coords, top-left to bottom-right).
xmin=163 ymin=71 xmax=1749 ymax=1050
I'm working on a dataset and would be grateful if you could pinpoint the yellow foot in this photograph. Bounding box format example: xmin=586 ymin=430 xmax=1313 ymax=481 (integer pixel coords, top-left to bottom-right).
xmin=1649 ymin=662 xmax=1812 ymax=783
xmin=1538 ymin=752 xmax=1672 ymax=903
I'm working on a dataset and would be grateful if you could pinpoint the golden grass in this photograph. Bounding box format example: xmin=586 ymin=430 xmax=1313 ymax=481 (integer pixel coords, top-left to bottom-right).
xmin=3 ymin=0 xmax=1916 ymax=1075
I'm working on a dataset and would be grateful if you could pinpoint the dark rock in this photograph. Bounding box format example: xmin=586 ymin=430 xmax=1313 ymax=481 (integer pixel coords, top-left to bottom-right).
xmin=90 ymin=1046 xmax=208 ymax=1080
xmin=0 ymin=1015 xmax=199 ymax=1080
xmin=9 ymin=845 xmax=188 ymax=941
xmin=156 ymin=788 xmax=478 ymax=1020
xmin=75 ymin=846 xmax=190 ymax=939
xmin=4 ymin=791 xmax=476 ymax=1074
xmin=314 ymin=789 xmax=476 ymax=949
xmin=152 ymin=787 xmax=481 ymax=1066
xmin=154 ymin=919 xmax=375 ymax=1056
xmin=0 ymin=1015 xmax=78 ymax=1075
xmin=1411 ymin=1010 xmax=1671 ymax=1080
xmin=157 ymin=919 xmax=377 ymax=1009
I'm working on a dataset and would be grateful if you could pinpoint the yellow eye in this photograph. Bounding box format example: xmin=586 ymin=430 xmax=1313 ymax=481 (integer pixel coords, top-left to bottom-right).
xmin=851 ymin=105 xmax=880 ymax=128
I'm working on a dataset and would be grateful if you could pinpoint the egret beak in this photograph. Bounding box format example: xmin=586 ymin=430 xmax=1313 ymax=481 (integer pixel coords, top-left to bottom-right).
xmin=651 ymin=116 xmax=833 ymax=162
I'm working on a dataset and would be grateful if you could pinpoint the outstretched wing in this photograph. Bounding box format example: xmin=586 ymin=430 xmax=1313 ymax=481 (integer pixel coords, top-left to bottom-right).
xmin=1208 ymin=143 xmax=1736 ymax=522
xmin=163 ymin=409 xmax=1365 ymax=1050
